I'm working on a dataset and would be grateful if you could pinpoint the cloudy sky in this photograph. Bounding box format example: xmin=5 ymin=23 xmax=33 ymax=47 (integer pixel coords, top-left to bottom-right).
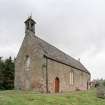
xmin=0 ymin=0 xmax=105 ymax=79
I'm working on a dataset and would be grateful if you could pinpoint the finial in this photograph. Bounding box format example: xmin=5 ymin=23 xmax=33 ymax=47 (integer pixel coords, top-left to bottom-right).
xmin=27 ymin=13 xmax=32 ymax=19
xmin=27 ymin=13 xmax=30 ymax=19
xmin=31 ymin=12 xmax=32 ymax=18
xmin=78 ymin=58 xmax=80 ymax=62
xmin=29 ymin=13 xmax=32 ymax=19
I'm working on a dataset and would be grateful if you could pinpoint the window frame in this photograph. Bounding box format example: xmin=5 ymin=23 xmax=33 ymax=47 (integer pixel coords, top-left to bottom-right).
xmin=69 ymin=71 xmax=74 ymax=85
xmin=25 ymin=55 xmax=31 ymax=71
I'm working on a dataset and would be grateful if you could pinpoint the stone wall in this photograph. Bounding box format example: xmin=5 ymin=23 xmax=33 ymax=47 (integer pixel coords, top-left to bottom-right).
xmin=47 ymin=58 xmax=90 ymax=93
xmin=15 ymin=31 xmax=90 ymax=93
xmin=15 ymin=32 xmax=45 ymax=92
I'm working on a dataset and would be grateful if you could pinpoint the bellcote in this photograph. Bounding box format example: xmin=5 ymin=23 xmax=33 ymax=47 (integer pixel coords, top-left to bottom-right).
xmin=24 ymin=16 xmax=36 ymax=34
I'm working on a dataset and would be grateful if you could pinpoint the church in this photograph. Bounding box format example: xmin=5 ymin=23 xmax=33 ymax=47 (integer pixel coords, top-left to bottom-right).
xmin=15 ymin=16 xmax=91 ymax=93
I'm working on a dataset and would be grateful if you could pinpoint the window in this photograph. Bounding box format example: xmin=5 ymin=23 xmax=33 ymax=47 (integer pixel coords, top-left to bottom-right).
xmin=80 ymin=72 xmax=83 ymax=84
xmin=70 ymin=71 xmax=74 ymax=85
xmin=25 ymin=55 xmax=30 ymax=71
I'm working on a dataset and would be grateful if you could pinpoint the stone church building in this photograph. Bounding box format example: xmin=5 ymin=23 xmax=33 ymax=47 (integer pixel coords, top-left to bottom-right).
xmin=15 ymin=16 xmax=90 ymax=93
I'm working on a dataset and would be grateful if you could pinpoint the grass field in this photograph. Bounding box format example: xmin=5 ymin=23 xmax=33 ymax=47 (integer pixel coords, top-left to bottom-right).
xmin=0 ymin=89 xmax=105 ymax=105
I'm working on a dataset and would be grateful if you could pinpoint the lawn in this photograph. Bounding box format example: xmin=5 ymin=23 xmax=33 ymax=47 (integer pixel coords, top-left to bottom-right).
xmin=0 ymin=89 xmax=105 ymax=105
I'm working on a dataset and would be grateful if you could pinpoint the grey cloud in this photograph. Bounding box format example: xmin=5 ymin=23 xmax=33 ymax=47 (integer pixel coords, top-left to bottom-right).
xmin=0 ymin=0 xmax=105 ymax=79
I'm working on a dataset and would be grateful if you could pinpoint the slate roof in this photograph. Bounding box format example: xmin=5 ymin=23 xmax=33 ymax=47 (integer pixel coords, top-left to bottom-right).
xmin=34 ymin=35 xmax=90 ymax=74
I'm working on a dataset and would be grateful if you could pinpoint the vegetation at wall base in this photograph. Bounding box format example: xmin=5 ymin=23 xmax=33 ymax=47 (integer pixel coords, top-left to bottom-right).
xmin=0 ymin=89 xmax=105 ymax=105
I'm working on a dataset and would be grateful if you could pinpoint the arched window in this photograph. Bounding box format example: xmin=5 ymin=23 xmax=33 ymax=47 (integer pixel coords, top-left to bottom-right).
xmin=69 ymin=71 xmax=74 ymax=85
xmin=25 ymin=55 xmax=30 ymax=71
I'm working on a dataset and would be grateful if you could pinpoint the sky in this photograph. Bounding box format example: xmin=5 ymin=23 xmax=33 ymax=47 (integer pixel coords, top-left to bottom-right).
xmin=0 ymin=0 xmax=105 ymax=80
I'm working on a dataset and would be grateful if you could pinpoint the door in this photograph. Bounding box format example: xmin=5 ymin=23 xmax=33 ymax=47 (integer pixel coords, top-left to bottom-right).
xmin=55 ymin=77 xmax=59 ymax=93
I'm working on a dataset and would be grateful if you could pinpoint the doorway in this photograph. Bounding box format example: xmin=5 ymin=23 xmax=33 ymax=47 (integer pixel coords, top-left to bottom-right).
xmin=55 ymin=77 xmax=59 ymax=93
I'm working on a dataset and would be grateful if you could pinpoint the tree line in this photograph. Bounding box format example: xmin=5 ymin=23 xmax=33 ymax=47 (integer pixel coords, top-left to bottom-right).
xmin=0 ymin=57 xmax=14 ymax=90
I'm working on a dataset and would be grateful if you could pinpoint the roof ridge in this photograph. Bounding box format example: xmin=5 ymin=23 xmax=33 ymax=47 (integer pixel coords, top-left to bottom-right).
xmin=32 ymin=35 xmax=90 ymax=74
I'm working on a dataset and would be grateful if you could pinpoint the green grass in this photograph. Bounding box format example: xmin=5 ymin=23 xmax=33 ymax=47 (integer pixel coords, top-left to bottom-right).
xmin=0 ymin=89 xmax=105 ymax=105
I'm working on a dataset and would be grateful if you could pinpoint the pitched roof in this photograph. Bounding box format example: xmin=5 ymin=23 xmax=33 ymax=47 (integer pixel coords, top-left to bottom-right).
xmin=34 ymin=35 xmax=90 ymax=74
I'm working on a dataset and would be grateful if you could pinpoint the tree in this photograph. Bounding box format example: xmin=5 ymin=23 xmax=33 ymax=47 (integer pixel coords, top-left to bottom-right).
xmin=0 ymin=57 xmax=15 ymax=90
xmin=0 ymin=57 xmax=5 ymax=90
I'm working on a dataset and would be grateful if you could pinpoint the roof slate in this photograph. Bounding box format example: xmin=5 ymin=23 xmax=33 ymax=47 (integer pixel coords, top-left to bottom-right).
xmin=34 ymin=35 xmax=90 ymax=74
